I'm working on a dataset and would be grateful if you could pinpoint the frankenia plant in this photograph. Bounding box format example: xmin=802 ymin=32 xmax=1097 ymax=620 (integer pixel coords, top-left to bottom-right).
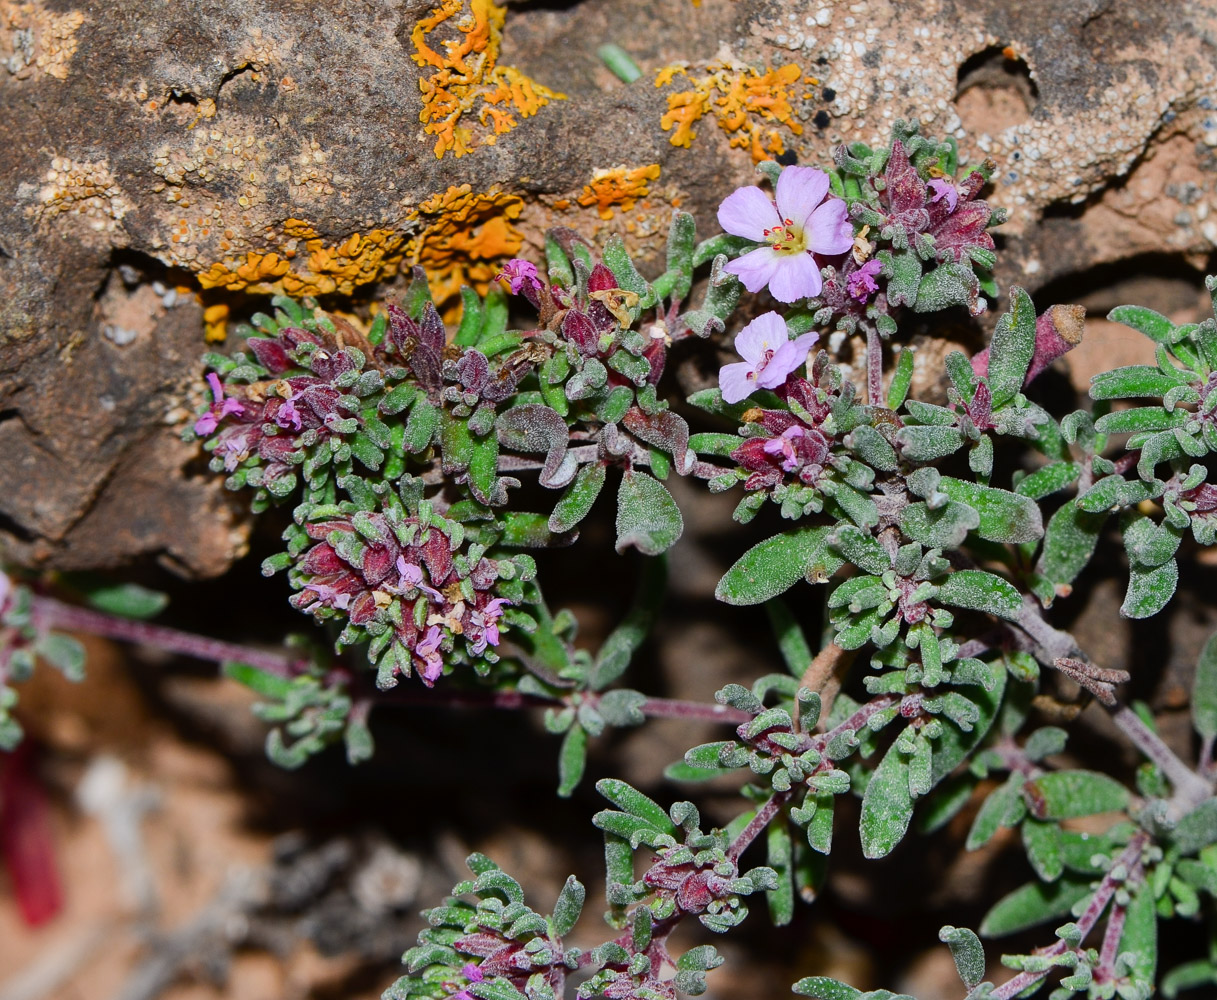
xmin=5 ymin=120 xmax=1217 ymax=1000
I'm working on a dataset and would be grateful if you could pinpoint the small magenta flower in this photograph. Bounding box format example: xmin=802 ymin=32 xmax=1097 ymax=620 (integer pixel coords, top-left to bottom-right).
xmin=762 ymin=425 xmax=807 ymax=472
xmin=274 ymin=398 xmax=303 ymax=432
xmin=415 ymin=624 xmax=444 ymax=684
xmin=717 ymin=166 xmax=853 ymax=303
xmin=719 ymin=312 xmax=819 ymax=405
xmin=396 ymin=557 xmax=444 ymax=601
xmin=452 ymin=963 xmax=485 ymax=1000
xmin=927 ymin=177 xmax=959 ymax=212
xmin=495 ymin=258 xmax=543 ymax=295
xmin=846 ymin=258 xmax=883 ymax=302
xmin=194 ymin=372 xmax=245 ymax=436
xmin=470 ymin=597 xmax=511 ymax=654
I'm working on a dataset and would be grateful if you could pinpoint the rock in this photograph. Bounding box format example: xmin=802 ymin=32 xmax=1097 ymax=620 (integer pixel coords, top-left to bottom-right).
xmin=2 ymin=0 xmax=1215 ymax=572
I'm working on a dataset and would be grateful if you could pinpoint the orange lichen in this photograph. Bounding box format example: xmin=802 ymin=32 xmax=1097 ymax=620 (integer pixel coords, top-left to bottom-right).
xmin=198 ymin=226 xmax=409 ymax=299
xmin=656 ymin=62 xmax=804 ymax=163
xmin=410 ymin=184 xmax=524 ymax=309
xmin=576 ymin=164 xmax=662 ymax=220
xmin=410 ymin=0 xmax=564 ymax=158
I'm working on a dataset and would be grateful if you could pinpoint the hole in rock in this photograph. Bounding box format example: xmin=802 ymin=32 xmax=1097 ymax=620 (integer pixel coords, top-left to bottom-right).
xmin=954 ymin=46 xmax=1037 ymax=135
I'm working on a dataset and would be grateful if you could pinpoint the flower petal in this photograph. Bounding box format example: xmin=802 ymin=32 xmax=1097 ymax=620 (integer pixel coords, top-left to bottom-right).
xmin=775 ymin=166 xmax=830 ymax=230
xmin=723 ymin=246 xmax=783 ymax=294
xmin=759 ymin=331 xmax=817 ymax=388
xmin=735 ymin=310 xmax=787 ymax=361
xmin=719 ymin=361 xmax=757 ymax=404
xmin=717 ymin=186 xmax=781 ymax=241
xmin=805 ymin=199 xmax=853 ymax=256
xmin=766 ymin=252 xmax=823 ymax=304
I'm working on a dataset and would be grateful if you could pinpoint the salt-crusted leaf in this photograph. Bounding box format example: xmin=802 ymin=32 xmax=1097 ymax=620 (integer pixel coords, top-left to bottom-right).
xmin=1014 ymin=462 xmax=1080 ymax=500
xmin=1108 ymin=304 xmax=1184 ymax=344
xmin=1090 ymin=364 xmax=1191 ymax=400
xmin=938 ymin=925 xmax=985 ymax=990
xmin=1121 ymin=557 xmax=1178 ymax=619
xmin=1194 ymin=631 xmax=1217 ymax=742
xmin=1117 ymin=885 xmax=1158 ymax=986
xmin=938 ymin=478 xmax=1043 ymax=543
xmin=936 ymin=570 xmax=1021 ymax=621
xmin=986 ymin=286 xmax=1036 ymax=406
xmin=860 ymin=738 xmax=914 ymax=859
xmin=551 ymin=875 xmax=585 ymax=938
xmin=980 ymin=878 xmax=1093 ymax=937
xmin=1023 ymin=770 xmax=1131 ymax=820
xmin=615 ymin=471 xmax=683 ymax=555
xmin=716 ymin=526 xmax=842 ymax=605
xmin=549 ymin=462 xmax=607 ymax=533
xmin=497 ymin=404 xmax=577 ymax=489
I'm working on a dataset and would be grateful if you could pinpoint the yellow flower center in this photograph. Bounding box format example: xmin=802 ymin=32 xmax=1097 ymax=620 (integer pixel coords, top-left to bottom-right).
xmin=763 ymin=217 xmax=807 ymax=256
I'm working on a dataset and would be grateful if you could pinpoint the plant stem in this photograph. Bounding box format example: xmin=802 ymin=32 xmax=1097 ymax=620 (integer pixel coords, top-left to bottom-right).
xmin=30 ymin=595 xmax=304 ymax=677
xmin=1111 ymin=705 xmax=1213 ymax=812
xmin=30 ymin=594 xmax=756 ymax=726
xmin=989 ymin=832 xmax=1148 ymax=1000
xmin=636 ymin=697 xmax=753 ymax=724
xmin=727 ymin=793 xmax=785 ymax=862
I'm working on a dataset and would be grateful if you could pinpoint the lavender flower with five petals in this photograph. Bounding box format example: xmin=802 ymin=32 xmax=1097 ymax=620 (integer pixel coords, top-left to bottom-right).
xmin=717 ymin=166 xmax=853 ymax=303
xmin=719 ymin=312 xmax=819 ymax=405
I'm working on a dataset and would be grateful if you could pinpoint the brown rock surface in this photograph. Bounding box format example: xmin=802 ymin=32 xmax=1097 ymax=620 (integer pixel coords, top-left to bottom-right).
xmin=3 ymin=0 xmax=1217 ymax=572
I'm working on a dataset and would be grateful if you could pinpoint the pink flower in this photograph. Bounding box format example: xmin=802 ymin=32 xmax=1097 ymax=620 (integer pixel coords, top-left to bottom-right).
xmin=415 ymin=625 xmax=444 ymax=684
xmin=194 ymin=372 xmax=245 ymax=436
xmin=762 ymin=425 xmax=806 ymax=472
xmin=452 ymin=963 xmax=485 ymax=1000
xmin=717 ymin=166 xmax=853 ymax=303
xmin=846 ymin=258 xmax=883 ymax=302
xmin=495 ymin=258 xmax=542 ymax=295
xmin=718 ymin=312 xmax=819 ymax=405
xmin=470 ymin=597 xmax=511 ymax=654
xmin=274 ymin=399 xmax=303 ymax=431
xmin=927 ymin=177 xmax=959 ymax=212
xmin=396 ymin=557 xmax=444 ymax=601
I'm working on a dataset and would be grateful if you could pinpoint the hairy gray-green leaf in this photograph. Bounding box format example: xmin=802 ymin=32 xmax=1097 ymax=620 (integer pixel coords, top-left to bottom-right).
xmin=1108 ymin=304 xmax=1183 ymax=344
xmin=900 ymin=501 xmax=980 ymax=549
xmin=980 ymin=877 xmax=1093 ymax=937
xmin=1014 ymin=462 xmax=1080 ymax=500
xmin=860 ymin=739 xmax=914 ymax=859
xmin=615 ymin=471 xmax=683 ymax=556
xmin=716 ymin=526 xmax=842 ymax=605
xmin=1194 ymin=630 xmax=1217 ymax=742
xmin=1090 ymin=364 xmax=1190 ymax=400
xmin=938 ymin=477 xmax=1043 ymax=543
xmin=551 ymin=875 xmax=586 ymax=937
xmin=938 ymin=925 xmax=985 ymax=990
xmin=936 ymin=570 xmax=1022 ymax=621
xmin=898 ymin=424 xmax=966 ymax=462
xmin=1121 ymin=557 xmax=1178 ymax=619
xmin=1023 ymin=770 xmax=1131 ymax=820
xmin=987 ymin=286 xmax=1036 ymax=406
xmin=550 ymin=462 xmax=607 ymax=533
